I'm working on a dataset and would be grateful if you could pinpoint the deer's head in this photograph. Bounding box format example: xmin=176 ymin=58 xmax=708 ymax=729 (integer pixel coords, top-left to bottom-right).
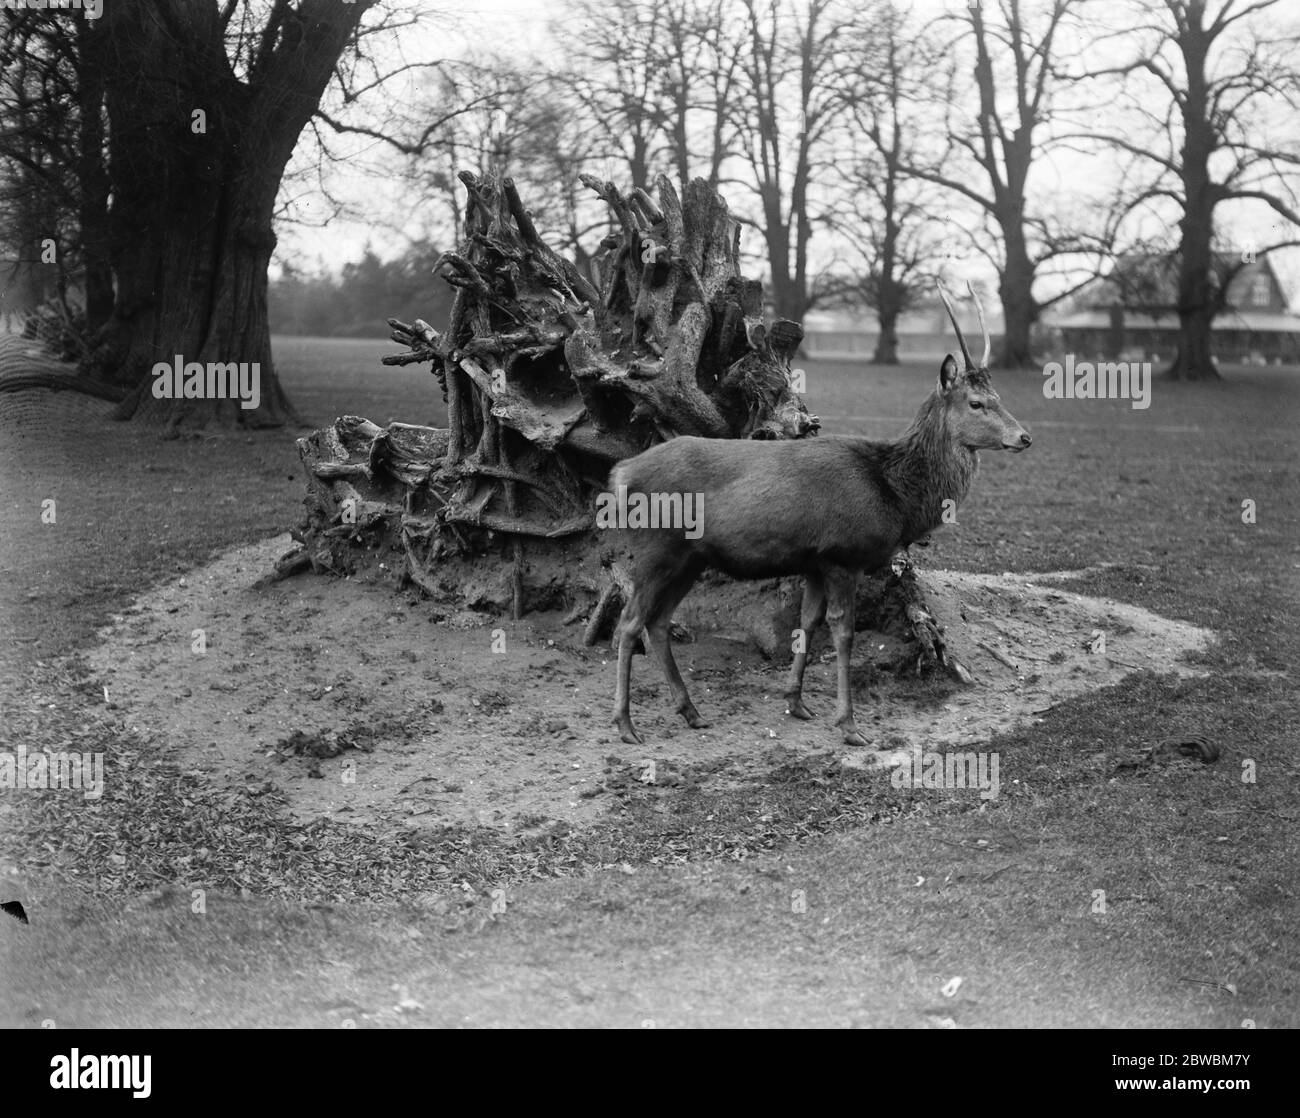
xmin=937 ymin=280 xmax=1032 ymax=453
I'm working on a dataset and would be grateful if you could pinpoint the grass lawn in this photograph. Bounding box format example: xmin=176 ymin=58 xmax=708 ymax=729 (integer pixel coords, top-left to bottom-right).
xmin=0 ymin=336 xmax=1296 ymax=1028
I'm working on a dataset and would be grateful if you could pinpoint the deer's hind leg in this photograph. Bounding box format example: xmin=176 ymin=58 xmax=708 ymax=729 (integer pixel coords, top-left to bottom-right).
xmin=613 ymin=594 xmax=649 ymax=745
xmin=784 ymin=572 xmax=827 ymax=720
xmin=826 ymin=566 xmax=869 ymax=748
xmin=643 ymin=564 xmax=706 ymax=729
xmin=613 ymin=559 xmax=701 ymax=745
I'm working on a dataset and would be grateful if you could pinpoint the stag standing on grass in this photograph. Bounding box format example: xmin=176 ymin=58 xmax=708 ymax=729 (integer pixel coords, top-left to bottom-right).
xmin=607 ymin=281 xmax=1033 ymax=748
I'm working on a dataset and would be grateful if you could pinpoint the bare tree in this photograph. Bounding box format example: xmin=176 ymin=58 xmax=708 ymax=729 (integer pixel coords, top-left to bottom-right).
xmin=565 ymin=0 xmax=670 ymax=192
xmin=654 ymin=0 xmax=746 ymax=189
xmin=563 ymin=0 xmax=741 ymax=193
xmin=0 ymin=12 xmax=112 ymax=333
xmin=406 ymin=64 xmax=537 ymax=239
xmin=405 ymin=64 xmax=610 ymax=273
xmin=1078 ymin=0 xmax=1300 ymax=380
xmin=836 ymin=1 xmax=942 ymax=363
xmin=899 ymin=0 xmax=1104 ymax=367
xmin=732 ymin=0 xmax=854 ymax=324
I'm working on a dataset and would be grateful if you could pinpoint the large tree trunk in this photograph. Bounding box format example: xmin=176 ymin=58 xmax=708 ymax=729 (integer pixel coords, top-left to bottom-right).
xmin=1105 ymin=305 xmax=1125 ymax=360
xmin=764 ymin=238 xmax=806 ymax=323
xmin=872 ymin=306 xmax=900 ymax=365
xmin=85 ymin=0 xmax=367 ymax=429
xmin=998 ymin=228 xmax=1037 ymax=369
xmin=104 ymin=199 xmax=292 ymax=428
xmin=1168 ymin=74 xmax=1222 ymax=383
xmin=1170 ymin=303 xmax=1220 ymax=381
xmin=871 ymin=159 xmax=904 ymax=367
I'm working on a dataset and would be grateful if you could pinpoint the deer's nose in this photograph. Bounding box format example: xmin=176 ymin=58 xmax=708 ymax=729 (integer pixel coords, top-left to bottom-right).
xmin=1019 ymin=432 xmax=1032 ymax=449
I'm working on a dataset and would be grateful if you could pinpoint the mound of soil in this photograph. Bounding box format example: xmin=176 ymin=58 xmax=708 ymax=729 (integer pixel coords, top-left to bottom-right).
xmin=84 ymin=535 xmax=1211 ymax=833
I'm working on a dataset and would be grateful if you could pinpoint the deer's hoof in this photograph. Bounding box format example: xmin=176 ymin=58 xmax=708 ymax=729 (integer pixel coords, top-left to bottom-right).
xmin=785 ymin=697 xmax=815 ymax=720
xmin=615 ymin=716 xmax=644 ymax=745
xmin=681 ymin=705 xmax=709 ymax=730
xmin=835 ymin=717 xmax=869 ymax=748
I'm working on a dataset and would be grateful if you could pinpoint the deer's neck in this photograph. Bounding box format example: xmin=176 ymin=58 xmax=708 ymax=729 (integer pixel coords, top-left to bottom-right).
xmin=887 ymin=396 xmax=978 ymax=542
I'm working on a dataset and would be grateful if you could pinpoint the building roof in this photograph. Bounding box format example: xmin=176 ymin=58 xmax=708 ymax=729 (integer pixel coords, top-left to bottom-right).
xmin=802 ymin=257 xmax=1300 ymax=337
xmin=805 ymin=298 xmax=1006 ymax=337
xmin=1051 ymin=308 xmax=1300 ymax=333
xmin=1057 ymin=251 xmax=1295 ymax=316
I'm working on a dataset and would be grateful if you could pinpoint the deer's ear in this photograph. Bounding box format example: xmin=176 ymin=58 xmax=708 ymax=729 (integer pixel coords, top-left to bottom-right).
xmin=939 ymin=355 xmax=961 ymax=393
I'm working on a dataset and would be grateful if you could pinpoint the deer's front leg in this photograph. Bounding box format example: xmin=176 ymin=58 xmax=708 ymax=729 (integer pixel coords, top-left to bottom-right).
xmin=784 ymin=572 xmax=826 ymax=720
xmin=825 ymin=567 xmax=869 ymax=748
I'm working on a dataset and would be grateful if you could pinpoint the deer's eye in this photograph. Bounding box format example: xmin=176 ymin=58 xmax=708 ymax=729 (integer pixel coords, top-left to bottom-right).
xmin=969 ymin=400 xmax=985 ymax=410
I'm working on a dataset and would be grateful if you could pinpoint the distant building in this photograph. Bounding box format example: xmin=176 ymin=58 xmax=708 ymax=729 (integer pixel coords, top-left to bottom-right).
xmin=802 ymin=293 xmax=1006 ymax=362
xmin=1047 ymin=253 xmax=1299 ymax=365
xmin=798 ymin=255 xmax=1300 ymax=365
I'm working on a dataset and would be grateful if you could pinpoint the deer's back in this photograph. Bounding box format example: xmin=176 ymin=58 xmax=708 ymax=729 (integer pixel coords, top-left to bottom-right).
xmin=610 ymin=435 xmax=906 ymax=578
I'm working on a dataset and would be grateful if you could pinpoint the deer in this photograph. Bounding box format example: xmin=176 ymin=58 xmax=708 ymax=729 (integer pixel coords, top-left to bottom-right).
xmin=607 ymin=281 xmax=1032 ymax=748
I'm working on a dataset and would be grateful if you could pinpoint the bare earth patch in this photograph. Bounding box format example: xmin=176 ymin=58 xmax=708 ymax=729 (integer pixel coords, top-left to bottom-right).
xmin=84 ymin=534 xmax=1212 ymax=835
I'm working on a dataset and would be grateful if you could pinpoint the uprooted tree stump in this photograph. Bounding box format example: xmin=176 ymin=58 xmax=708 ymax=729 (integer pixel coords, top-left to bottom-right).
xmin=278 ymin=170 xmax=968 ymax=681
